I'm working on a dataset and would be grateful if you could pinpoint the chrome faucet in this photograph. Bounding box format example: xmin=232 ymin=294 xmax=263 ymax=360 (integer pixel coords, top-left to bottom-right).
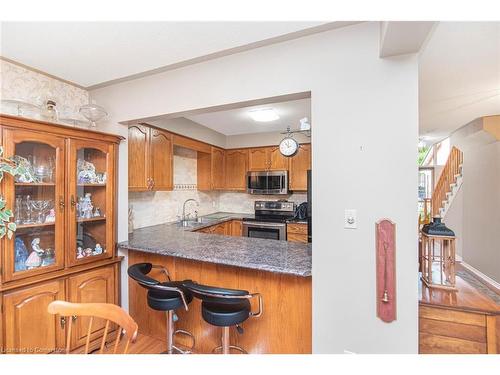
xmin=182 ymin=199 xmax=199 ymax=221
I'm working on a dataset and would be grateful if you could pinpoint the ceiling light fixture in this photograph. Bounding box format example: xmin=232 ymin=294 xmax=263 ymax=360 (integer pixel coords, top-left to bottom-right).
xmin=248 ymin=108 xmax=279 ymax=122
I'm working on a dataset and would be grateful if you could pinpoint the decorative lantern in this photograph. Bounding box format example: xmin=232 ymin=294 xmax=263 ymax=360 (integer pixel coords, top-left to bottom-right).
xmin=420 ymin=217 xmax=457 ymax=291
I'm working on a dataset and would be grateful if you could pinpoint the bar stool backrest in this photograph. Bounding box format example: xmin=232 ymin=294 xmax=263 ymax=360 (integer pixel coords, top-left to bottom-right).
xmin=183 ymin=280 xmax=249 ymax=303
xmin=127 ymin=262 xmax=159 ymax=287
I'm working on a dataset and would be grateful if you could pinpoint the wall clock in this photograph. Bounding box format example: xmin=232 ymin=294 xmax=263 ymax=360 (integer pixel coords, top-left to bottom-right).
xmin=279 ymin=137 xmax=299 ymax=157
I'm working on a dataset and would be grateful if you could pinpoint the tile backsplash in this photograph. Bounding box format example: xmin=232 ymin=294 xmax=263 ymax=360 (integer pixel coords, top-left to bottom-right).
xmin=217 ymin=191 xmax=307 ymax=214
xmin=129 ymin=146 xmax=308 ymax=230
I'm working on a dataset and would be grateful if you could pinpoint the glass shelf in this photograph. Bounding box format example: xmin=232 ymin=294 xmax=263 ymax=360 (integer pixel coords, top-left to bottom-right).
xmin=76 ymin=216 xmax=106 ymax=223
xmin=15 ymin=182 xmax=56 ymax=187
xmin=77 ymin=183 xmax=106 ymax=187
xmin=16 ymin=222 xmax=56 ymax=229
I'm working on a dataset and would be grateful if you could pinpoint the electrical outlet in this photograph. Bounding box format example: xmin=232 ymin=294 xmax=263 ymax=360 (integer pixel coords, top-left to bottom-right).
xmin=344 ymin=209 xmax=357 ymax=229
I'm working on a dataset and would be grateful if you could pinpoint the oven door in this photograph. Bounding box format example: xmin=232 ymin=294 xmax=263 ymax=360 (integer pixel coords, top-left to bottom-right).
xmin=242 ymin=222 xmax=286 ymax=241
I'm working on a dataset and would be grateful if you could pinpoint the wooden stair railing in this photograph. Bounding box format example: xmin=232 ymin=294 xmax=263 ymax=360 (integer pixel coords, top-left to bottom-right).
xmin=431 ymin=146 xmax=463 ymax=217
xmin=48 ymin=301 xmax=138 ymax=354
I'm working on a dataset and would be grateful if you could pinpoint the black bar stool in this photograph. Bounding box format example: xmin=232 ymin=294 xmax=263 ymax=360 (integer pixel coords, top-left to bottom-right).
xmin=127 ymin=262 xmax=195 ymax=354
xmin=183 ymin=281 xmax=262 ymax=354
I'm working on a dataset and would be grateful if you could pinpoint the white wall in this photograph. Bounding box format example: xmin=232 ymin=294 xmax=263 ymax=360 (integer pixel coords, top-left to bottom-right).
xmin=461 ymin=143 xmax=500 ymax=282
xmin=226 ymin=130 xmax=310 ymax=148
xmin=91 ymin=22 xmax=418 ymax=353
xmin=150 ymin=117 xmax=227 ymax=148
xmin=443 ymin=186 xmax=464 ymax=258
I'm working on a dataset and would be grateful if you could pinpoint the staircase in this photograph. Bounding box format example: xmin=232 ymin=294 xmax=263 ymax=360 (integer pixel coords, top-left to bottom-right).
xmin=431 ymin=146 xmax=463 ymax=218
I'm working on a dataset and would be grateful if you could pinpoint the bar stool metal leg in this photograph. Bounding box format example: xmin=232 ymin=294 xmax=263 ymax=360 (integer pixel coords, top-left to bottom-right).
xmin=166 ymin=310 xmax=174 ymax=354
xmin=212 ymin=327 xmax=247 ymax=354
xmin=222 ymin=327 xmax=230 ymax=354
xmin=164 ymin=310 xmax=196 ymax=354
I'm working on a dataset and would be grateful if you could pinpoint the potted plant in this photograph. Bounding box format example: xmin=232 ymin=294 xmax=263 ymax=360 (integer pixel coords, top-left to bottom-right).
xmin=0 ymin=146 xmax=28 ymax=239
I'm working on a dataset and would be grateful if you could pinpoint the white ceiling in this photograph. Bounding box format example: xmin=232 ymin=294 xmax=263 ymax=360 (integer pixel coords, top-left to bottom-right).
xmin=0 ymin=21 xmax=328 ymax=88
xmin=419 ymin=22 xmax=500 ymax=141
xmin=185 ymin=98 xmax=311 ymax=136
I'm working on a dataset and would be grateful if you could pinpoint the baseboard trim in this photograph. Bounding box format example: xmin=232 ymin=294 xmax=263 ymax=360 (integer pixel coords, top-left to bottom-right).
xmin=459 ymin=261 xmax=500 ymax=295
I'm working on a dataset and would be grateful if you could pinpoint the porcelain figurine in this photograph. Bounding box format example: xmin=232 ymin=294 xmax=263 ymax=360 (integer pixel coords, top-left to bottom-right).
xmin=84 ymin=247 xmax=93 ymax=257
xmin=77 ymin=158 xmax=97 ymax=184
xmin=78 ymin=193 xmax=93 ymax=219
xmin=25 ymin=238 xmax=44 ymax=269
xmin=77 ymin=246 xmax=84 ymax=259
xmin=41 ymin=248 xmax=55 ymax=267
xmin=93 ymin=207 xmax=101 ymax=217
xmin=93 ymin=243 xmax=103 ymax=255
xmin=96 ymin=172 xmax=107 ymax=184
xmin=14 ymin=237 xmax=29 ymax=272
xmin=45 ymin=208 xmax=56 ymax=223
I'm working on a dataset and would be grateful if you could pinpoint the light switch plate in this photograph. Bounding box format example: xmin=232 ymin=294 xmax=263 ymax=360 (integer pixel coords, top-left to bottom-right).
xmin=344 ymin=209 xmax=357 ymax=229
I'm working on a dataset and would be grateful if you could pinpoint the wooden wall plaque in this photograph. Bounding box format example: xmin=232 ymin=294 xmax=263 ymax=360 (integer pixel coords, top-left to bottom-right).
xmin=375 ymin=219 xmax=396 ymax=323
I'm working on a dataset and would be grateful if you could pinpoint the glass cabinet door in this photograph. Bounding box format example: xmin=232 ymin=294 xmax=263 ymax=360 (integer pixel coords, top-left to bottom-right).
xmin=68 ymin=140 xmax=114 ymax=266
xmin=3 ymin=129 xmax=65 ymax=281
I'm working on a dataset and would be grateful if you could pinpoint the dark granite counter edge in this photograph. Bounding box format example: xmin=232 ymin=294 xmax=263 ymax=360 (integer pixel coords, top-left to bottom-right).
xmin=120 ymin=243 xmax=311 ymax=277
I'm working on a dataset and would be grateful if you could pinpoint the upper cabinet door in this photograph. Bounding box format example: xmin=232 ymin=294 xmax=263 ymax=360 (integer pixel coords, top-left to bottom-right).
xmin=150 ymin=128 xmax=173 ymax=191
xmin=128 ymin=125 xmax=149 ymax=191
xmin=67 ymin=139 xmax=114 ymax=267
xmin=225 ymin=149 xmax=248 ymax=190
xmin=211 ymin=147 xmax=226 ymax=190
xmin=289 ymin=144 xmax=311 ymax=191
xmin=248 ymin=148 xmax=268 ymax=171
xmin=268 ymin=146 xmax=289 ymax=171
xmin=2 ymin=129 xmax=66 ymax=282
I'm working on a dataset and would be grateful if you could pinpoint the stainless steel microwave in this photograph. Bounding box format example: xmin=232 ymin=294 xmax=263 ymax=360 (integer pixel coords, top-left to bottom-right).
xmin=246 ymin=170 xmax=288 ymax=195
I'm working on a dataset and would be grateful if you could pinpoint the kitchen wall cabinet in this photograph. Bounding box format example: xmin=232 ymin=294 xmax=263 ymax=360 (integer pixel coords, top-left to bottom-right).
xmin=248 ymin=146 xmax=289 ymax=171
xmin=0 ymin=115 xmax=122 ymax=354
xmin=128 ymin=124 xmax=149 ymax=191
xmin=248 ymin=148 xmax=268 ymax=170
xmin=129 ymin=122 xmax=310 ymax=192
xmin=198 ymin=147 xmax=225 ymax=191
xmin=225 ymin=149 xmax=248 ymax=190
xmin=211 ymin=147 xmax=226 ymax=190
xmin=128 ymin=125 xmax=173 ymax=191
xmin=150 ymin=128 xmax=174 ymax=191
xmin=289 ymin=144 xmax=311 ymax=191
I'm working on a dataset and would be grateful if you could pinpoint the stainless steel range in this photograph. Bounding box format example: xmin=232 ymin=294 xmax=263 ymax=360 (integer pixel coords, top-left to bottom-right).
xmin=242 ymin=201 xmax=296 ymax=241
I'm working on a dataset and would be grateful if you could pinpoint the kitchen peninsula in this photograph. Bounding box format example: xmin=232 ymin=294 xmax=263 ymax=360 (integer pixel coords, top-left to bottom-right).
xmin=119 ymin=213 xmax=312 ymax=354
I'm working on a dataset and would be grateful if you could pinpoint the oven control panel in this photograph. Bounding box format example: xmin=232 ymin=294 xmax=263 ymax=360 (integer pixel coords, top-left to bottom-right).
xmin=254 ymin=201 xmax=295 ymax=212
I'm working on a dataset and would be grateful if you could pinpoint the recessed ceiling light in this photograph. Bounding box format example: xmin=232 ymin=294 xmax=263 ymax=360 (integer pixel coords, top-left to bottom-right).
xmin=248 ymin=108 xmax=279 ymax=122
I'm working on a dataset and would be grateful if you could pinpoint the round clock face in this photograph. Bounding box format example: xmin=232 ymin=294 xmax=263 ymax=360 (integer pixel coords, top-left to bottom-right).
xmin=279 ymin=137 xmax=299 ymax=157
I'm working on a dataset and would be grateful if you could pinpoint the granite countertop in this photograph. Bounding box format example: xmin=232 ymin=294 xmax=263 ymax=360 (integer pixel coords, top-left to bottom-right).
xmin=119 ymin=212 xmax=312 ymax=277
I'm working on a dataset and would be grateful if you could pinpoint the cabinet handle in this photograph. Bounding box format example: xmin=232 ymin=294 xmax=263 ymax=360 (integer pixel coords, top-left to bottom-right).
xmin=60 ymin=316 xmax=66 ymax=329
xmin=151 ymin=179 xmax=155 ymax=189
xmin=59 ymin=196 xmax=65 ymax=210
xmin=70 ymin=195 xmax=76 ymax=210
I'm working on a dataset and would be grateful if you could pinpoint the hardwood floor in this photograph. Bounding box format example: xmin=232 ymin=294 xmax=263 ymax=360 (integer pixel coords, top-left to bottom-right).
xmin=72 ymin=333 xmax=166 ymax=354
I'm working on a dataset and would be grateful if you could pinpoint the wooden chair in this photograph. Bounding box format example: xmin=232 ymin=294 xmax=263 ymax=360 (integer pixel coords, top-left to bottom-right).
xmin=47 ymin=300 xmax=138 ymax=354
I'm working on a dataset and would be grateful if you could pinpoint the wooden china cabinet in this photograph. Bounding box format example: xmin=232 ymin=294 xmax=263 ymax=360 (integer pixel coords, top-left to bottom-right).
xmin=0 ymin=115 xmax=123 ymax=354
